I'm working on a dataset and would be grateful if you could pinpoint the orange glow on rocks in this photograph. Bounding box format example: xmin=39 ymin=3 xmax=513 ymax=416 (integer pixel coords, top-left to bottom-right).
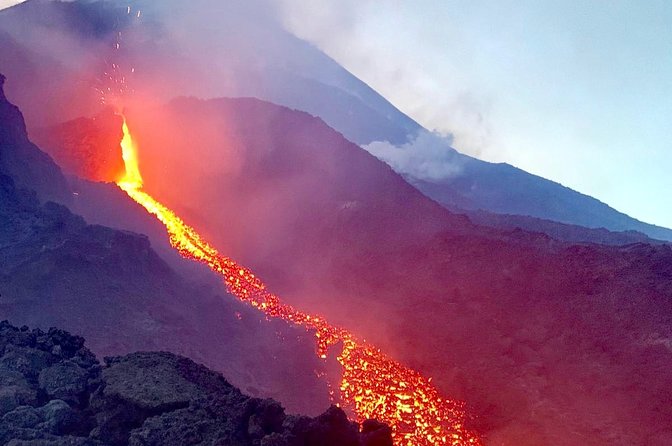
xmin=116 ymin=120 xmax=481 ymax=446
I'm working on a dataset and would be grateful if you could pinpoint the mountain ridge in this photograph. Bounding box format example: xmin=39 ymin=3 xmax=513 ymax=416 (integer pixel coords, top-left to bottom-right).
xmin=0 ymin=0 xmax=669 ymax=241
xmin=408 ymin=157 xmax=672 ymax=241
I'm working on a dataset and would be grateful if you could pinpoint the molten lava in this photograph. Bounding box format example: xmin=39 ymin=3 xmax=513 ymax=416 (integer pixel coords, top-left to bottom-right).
xmin=116 ymin=118 xmax=481 ymax=446
xmin=118 ymin=118 xmax=143 ymax=190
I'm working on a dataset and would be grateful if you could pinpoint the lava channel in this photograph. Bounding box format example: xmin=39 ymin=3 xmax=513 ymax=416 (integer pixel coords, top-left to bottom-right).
xmin=116 ymin=116 xmax=481 ymax=446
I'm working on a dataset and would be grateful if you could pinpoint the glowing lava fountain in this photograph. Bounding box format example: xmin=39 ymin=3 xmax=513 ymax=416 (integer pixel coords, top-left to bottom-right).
xmin=116 ymin=117 xmax=481 ymax=446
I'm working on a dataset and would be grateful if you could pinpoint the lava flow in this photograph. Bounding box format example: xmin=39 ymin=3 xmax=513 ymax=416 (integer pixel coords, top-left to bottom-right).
xmin=116 ymin=117 xmax=481 ymax=446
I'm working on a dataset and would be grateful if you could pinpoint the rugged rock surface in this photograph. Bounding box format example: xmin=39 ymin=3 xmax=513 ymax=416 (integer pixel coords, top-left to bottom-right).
xmin=0 ymin=74 xmax=70 ymax=205
xmin=0 ymin=322 xmax=392 ymax=446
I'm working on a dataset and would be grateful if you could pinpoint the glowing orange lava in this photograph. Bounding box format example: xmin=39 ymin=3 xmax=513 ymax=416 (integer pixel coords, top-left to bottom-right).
xmin=116 ymin=118 xmax=481 ymax=446
xmin=118 ymin=118 xmax=143 ymax=190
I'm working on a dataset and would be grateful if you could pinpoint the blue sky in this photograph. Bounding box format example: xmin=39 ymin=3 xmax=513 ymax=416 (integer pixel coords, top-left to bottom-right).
xmin=279 ymin=0 xmax=672 ymax=228
xmin=3 ymin=0 xmax=671 ymax=228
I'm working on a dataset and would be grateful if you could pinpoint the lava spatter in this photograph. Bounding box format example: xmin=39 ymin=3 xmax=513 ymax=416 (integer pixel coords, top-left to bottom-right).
xmin=116 ymin=118 xmax=481 ymax=446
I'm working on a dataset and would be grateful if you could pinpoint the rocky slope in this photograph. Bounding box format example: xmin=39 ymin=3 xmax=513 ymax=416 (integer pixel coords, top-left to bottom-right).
xmin=0 ymin=75 xmax=330 ymax=415
xmin=58 ymin=97 xmax=670 ymax=446
xmin=0 ymin=321 xmax=392 ymax=446
xmin=8 ymin=67 xmax=671 ymax=443
xmin=0 ymin=74 xmax=70 ymax=205
xmin=26 ymin=86 xmax=672 ymax=445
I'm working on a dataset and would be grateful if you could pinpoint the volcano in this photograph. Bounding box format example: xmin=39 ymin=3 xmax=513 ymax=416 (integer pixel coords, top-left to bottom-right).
xmin=0 ymin=74 xmax=332 ymax=416
xmin=31 ymin=87 xmax=672 ymax=446
xmin=1 ymin=0 xmax=671 ymax=241
xmin=1 ymin=1 xmax=671 ymax=446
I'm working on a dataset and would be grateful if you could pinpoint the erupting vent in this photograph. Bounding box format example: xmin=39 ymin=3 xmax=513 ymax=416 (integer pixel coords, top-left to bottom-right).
xmin=116 ymin=117 xmax=481 ymax=446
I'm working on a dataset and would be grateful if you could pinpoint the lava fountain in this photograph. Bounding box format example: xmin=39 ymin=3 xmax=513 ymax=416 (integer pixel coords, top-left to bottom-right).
xmin=116 ymin=117 xmax=481 ymax=446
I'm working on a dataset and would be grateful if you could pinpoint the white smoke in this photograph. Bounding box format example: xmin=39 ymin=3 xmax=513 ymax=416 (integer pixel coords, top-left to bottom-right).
xmin=362 ymin=130 xmax=466 ymax=182
xmin=0 ymin=1 xmax=26 ymax=11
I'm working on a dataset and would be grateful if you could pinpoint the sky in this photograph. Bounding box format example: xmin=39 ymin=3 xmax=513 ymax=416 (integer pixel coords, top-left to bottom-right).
xmin=2 ymin=0 xmax=671 ymax=229
xmin=278 ymin=0 xmax=672 ymax=229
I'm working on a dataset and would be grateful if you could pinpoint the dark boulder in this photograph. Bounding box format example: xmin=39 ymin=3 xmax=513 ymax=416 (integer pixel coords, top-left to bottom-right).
xmin=98 ymin=352 xmax=204 ymax=412
xmin=0 ymin=345 xmax=55 ymax=381
xmin=38 ymin=400 xmax=87 ymax=436
xmin=361 ymin=419 xmax=394 ymax=446
xmin=38 ymin=362 xmax=89 ymax=405
xmin=248 ymin=399 xmax=285 ymax=440
xmin=2 ymin=406 xmax=41 ymax=429
xmin=0 ymin=383 xmax=38 ymax=416
xmin=289 ymin=405 xmax=361 ymax=446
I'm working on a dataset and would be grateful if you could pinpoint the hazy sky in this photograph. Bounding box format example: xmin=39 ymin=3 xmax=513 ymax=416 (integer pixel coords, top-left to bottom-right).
xmin=279 ymin=0 xmax=672 ymax=229
xmin=2 ymin=0 xmax=671 ymax=228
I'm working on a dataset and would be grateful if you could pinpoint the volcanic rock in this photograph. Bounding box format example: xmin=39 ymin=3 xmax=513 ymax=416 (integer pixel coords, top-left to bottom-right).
xmin=361 ymin=419 xmax=394 ymax=446
xmin=0 ymin=74 xmax=70 ymax=204
xmin=0 ymin=321 xmax=392 ymax=445
xmin=38 ymin=362 xmax=89 ymax=405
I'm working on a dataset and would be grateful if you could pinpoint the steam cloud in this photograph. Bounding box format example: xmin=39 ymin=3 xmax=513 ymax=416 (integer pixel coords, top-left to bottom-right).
xmin=363 ymin=130 xmax=466 ymax=182
xmin=0 ymin=1 xmax=26 ymax=11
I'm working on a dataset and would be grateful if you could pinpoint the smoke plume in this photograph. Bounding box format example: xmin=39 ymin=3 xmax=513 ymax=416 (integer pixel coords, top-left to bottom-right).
xmin=363 ymin=130 xmax=466 ymax=182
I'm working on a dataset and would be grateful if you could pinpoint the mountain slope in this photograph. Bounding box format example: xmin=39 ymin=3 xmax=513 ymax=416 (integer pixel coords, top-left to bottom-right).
xmin=408 ymin=156 xmax=672 ymax=241
xmin=1 ymin=0 xmax=668 ymax=242
xmin=0 ymin=0 xmax=419 ymax=146
xmin=134 ymin=102 xmax=671 ymax=446
xmin=2 ymin=2 xmax=672 ymax=444
xmin=463 ymin=208 xmax=659 ymax=246
xmin=0 ymin=75 xmax=331 ymax=415
xmin=0 ymin=73 xmax=70 ymax=205
xmin=44 ymin=95 xmax=672 ymax=445
xmin=34 ymin=104 xmax=662 ymax=252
